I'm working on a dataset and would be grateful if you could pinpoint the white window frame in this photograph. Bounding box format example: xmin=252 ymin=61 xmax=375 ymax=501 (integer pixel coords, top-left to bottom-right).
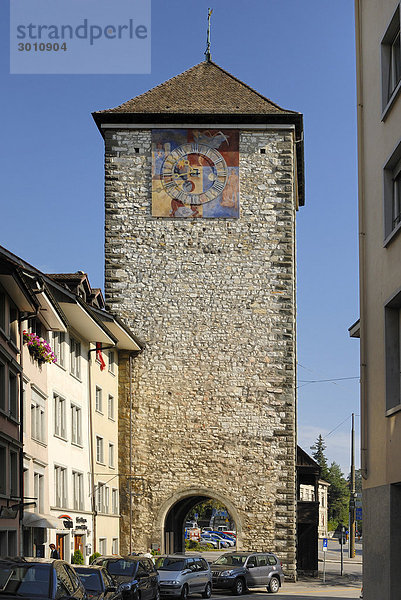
xmin=108 ymin=394 xmax=114 ymax=420
xmin=108 ymin=350 xmax=115 ymax=374
xmin=53 ymin=331 xmax=65 ymax=367
xmin=112 ymin=538 xmax=118 ymax=555
xmin=71 ymin=404 xmax=82 ymax=446
xmin=72 ymin=471 xmax=84 ymax=510
xmin=112 ymin=488 xmax=119 ymax=515
xmin=96 ymin=482 xmax=105 ymax=513
xmin=96 ymin=436 xmax=104 ymax=464
xmin=54 ymin=465 xmax=67 ymax=508
xmin=34 ymin=472 xmax=44 ymax=514
xmin=99 ymin=538 xmax=107 ymax=555
xmin=70 ymin=337 xmax=81 ymax=379
xmin=108 ymin=442 xmax=115 ymax=468
xmin=54 ymin=393 xmax=67 ymax=439
xmin=95 ymin=387 xmax=103 ymax=413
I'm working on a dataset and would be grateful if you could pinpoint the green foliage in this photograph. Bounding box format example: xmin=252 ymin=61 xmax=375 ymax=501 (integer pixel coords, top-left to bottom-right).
xmin=327 ymin=461 xmax=350 ymax=526
xmin=310 ymin=434 xmax=329 ymax=480
xmin=71 ymin=550 xmax=84 ymax=565
xmin=184 ymin=540 xmax=213 ymax=552
xmin=328 ymin=519 xmax=337 ymax=532
xmin=186 ymin=499 xmax=227 ymax=524
xmin=89 ymin=552 xmax=101 ymax=564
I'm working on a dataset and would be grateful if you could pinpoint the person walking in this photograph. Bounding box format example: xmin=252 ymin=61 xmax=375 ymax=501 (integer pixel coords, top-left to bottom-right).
xmin=49 ymin=543 xmax=60 ymax=559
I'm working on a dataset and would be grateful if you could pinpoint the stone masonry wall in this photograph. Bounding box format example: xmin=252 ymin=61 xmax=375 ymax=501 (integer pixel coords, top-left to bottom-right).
xmin=105 ymin=128 xmax=297 ymax=579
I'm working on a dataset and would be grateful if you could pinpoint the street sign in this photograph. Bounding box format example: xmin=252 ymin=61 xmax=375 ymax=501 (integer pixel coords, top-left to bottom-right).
xmin=356 ymin=507 xmax=362 ymax=520
xmin=322 ymin=538 xmax=328 ymax=552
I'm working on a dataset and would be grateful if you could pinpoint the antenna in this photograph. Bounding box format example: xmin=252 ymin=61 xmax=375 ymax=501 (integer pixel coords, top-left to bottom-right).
xmin=204 ymin=8 xmax=213 ymax=62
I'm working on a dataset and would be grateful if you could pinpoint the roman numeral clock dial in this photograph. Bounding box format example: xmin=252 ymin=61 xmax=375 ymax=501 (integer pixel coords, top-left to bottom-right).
xmin=161 ymin=142 xmax=228 ymax=206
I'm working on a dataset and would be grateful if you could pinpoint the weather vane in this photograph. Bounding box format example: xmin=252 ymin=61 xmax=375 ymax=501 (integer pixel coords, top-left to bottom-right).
xmin=204 ymin=8 xmax=213 ymax=62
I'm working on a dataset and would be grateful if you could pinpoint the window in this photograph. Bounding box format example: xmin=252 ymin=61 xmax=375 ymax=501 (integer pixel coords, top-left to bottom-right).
xmin=112 ymin=538 xmax=118 ymax=555
xmin=70 ymin=337 xmax=81 ymax=379
xmin=9 ymin=451 xmax=18 ymax=498
xmin=9 ymin=372 xmax=18 ymax=419
xmin=385 ymin=289 xmax=401 ymax=412
xmin=9 ymin=303 xmax=18 ymax=345
xmin=0 ymin=446 xmax=6 ymax=494
xmin=96 ymin=483 xmax=105 ymax=513
xmin=382 ymin=5 xmax=401 ymax=111
xmin=99 ymin=538 xmax=107 ymax=555
xmin=54 ymin=394 xmax=66 ymax=439
xmin=105 ymin=487 xmax=109 ymax=513
xmin=31 ymin=391 xmax=45 ymax=443
xmin=96 ymin=436 xmax=104 ymax=463
xmin=71 ymin=404 xmax=82 ymax=446
xmin=108 ymin=394 xmax=114 ymax=420
xmin=108 ymin=351 xmax=115 ymax=374
xmin=0 ymin=289 xmax=5 ymax=332
xmin=95 ymin=387 xmax=102 ymax=413
xmin=0 ymin=363 xmax=5 ymax=411
xmin=109 ymin=443 xmax=115 ymax=468
xmin=54 ymin=466 xmax=67 ymax=508
xmin=34 ymin=472 xmax=44 ymax=513
xmin=112 ymin=488 xmax=119 ymax=514
xmin=72 ymin=471 xmax=83 ymax=510
xmin=53 ymin=332 xmax=65 ymax=367
xmin=384 ymin=140 xmax=401 ymax=240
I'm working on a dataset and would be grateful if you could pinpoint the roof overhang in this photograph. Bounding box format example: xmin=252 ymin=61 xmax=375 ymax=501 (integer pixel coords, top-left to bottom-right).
xmin=103 ymin=319 xmax=141 ymax=351
xmin=0 ymin=274 xmax=36 ymax=312
xmin=23 ymin=511 xmax=67 ymax=529
xmin=36 ymin=291 xmax=66 ymax=332
xmin=348 ymin=319 xmax=360 ymax=339
xmin=59 ymin=301 xmax=114 ymax=344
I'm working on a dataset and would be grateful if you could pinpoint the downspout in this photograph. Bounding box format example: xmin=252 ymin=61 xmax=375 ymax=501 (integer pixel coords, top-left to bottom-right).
xmin=355 ymin=0 xmax=368 ymax=480
xmin=129 ymin=354 xmax=133 ymax=555
xmin=18 ymin=318 xmax=24 ymax=556
xmin=88 ymin=349 xmax=97 ymax=554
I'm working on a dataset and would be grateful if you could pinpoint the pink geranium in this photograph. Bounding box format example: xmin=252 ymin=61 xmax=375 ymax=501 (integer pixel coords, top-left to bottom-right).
xmin=23 ymin=330 xmax=57 ymax=364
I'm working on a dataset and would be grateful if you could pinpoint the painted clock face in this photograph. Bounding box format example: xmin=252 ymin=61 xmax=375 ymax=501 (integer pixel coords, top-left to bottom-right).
xmin=161 ymin=142 xmax=228 ymax=205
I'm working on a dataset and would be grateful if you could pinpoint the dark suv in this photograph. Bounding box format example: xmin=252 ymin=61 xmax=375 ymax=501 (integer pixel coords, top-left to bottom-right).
xmin=211 ymin=552 xmax=284 ymax=594
xmin=0 ymin=557 xmax=87 ymax=599
xmin=92 ymin=556 xmax=159 ymax=600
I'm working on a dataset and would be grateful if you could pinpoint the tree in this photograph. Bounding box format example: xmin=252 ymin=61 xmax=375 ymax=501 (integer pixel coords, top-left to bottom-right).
xmin=310 ymin=434 xmax=329 ymax=480
xmin=327 ymin=461 xmax=350 ymax=526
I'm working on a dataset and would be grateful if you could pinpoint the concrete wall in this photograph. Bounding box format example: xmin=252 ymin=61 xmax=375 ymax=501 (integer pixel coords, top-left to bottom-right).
xmin=104 ymin=127 xmax=297 ymax=578
xmin=355 ymin=0 xmax=401 ymax=597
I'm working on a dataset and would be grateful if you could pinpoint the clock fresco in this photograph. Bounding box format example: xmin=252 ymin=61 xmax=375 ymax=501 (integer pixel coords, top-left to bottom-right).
xmin=152 ymin=129 xmax=239 ymax=218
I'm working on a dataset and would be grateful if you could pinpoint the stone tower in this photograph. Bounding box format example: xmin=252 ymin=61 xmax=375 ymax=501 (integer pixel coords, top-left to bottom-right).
xmin=93 ymin=60 xmax=304 ymax=579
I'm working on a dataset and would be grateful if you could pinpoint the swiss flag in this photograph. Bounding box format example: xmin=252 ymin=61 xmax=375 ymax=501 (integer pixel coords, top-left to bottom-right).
xmin=96 ymin=343 xmax=106 ymax=371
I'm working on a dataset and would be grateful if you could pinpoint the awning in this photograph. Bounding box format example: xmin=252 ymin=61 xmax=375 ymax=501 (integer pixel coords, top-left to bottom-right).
xmin=23 ymin=512 xmax=67 ymax=529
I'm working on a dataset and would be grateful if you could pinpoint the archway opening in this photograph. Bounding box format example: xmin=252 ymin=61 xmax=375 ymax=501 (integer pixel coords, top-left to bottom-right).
xmin=164 ymin=496 xmax=237 ymax=554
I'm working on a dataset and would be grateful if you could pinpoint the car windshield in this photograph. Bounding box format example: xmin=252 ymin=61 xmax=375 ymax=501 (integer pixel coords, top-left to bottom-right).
xmin=74 ymin=569 xmax=102 ymax=591
xmin=0 ymin=564 xmax=51 ymax=597
xmin=155 ymin=558 xmax=185 ymax=571
xmin=214 ymin=555 xmax=247 ymax=566
xmin=106 ymin=560 xmax=137 ymax=577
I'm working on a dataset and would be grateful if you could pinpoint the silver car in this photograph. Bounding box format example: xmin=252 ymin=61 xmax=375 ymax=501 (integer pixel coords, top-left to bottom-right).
xmin=155 ymin=555 xmax=212 ymax=600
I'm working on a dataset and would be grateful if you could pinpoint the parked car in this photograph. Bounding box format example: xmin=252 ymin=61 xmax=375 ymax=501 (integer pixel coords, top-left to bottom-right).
xmin=210 ymin=533 xmax=235 ymax=547
xmin=200 ymin=534 xmax=228 ymax=548
xmin=92 ymin=556 xmax=159 ymax=600
xmin=211 ymin=551 xmax=284 ymax=595
xmin=0 ymin=557 xmax=87 ymax=599
xmin=73 ymin=565 xmax=120 ymax=599
xmin=199 ymin=536 xmax=218 ymax=549
xmin=155 ymin=555 xmax=212 ymax=600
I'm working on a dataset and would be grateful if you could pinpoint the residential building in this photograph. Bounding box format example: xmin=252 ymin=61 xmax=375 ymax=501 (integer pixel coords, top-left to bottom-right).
xmin=0 ymin=247 xmax=142 ymax=561
xmin=354 ymin=0 xmax=401 ymax=597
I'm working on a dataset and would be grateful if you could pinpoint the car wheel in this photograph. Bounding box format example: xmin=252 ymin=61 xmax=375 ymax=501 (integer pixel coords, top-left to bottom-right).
xmin=232 ymin=578 xmax=245 ymax=596
xmin=154 ymin=586 xmax=161 ymax=600
xmin=201 ymin=582 xmax=212 ymax=599
xmin=181 ymin=584 xmax=189 ymax=600
xmin=267 ymin=577 xmax=280 ymax=594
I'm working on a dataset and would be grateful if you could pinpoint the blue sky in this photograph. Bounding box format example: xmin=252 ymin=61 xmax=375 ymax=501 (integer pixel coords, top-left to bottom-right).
xmin=1 ymin=0 xmax=359 ymax=474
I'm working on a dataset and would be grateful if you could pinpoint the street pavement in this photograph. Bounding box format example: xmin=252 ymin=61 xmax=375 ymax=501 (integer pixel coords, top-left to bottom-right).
xmin=187 ymin=538 xmax=362 ymax=599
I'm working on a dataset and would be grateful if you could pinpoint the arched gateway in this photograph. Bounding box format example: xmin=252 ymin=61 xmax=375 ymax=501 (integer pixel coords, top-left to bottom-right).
xmin=156 ymin=488 xmax=242 ymax=554
xmin=94 ymin=59 xmax=304 ymax=581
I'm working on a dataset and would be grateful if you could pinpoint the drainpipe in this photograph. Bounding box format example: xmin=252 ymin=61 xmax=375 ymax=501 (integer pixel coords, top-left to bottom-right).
xmin=88 ymin=348 xmax=97 ymax=555
xmin=129 ymin=354 xmax=133 ymax=555
xmin=18 ymin=318 xmax=24 ymax=556
xmin=355 ymin=0 xmax=368 ymax=479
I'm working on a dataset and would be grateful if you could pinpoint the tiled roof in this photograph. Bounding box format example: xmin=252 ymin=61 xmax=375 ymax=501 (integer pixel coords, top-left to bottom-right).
xmin=94 ymin=60 xmax=297 ymax=116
